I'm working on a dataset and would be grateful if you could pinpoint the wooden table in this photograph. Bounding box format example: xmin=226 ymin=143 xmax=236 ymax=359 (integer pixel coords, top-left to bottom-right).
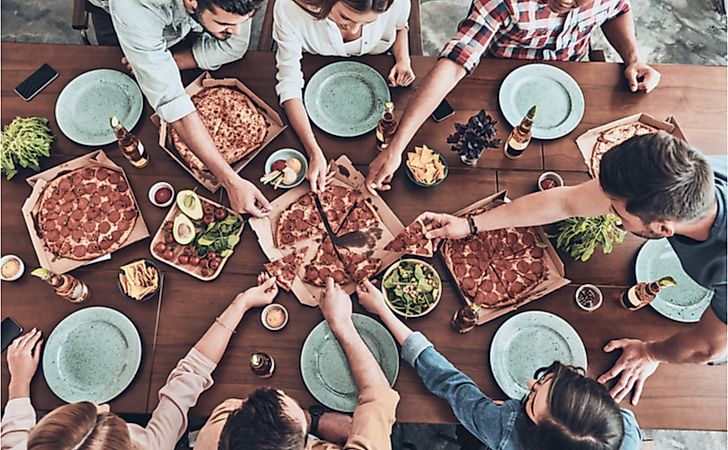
xmin=1 ymin=42 xmax=725 ymax=430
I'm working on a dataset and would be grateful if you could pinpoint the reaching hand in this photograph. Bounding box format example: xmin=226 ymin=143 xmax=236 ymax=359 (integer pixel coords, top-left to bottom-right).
xmin=225 ymin=176 xmax=271 ymax=217
xmin=320 ymin=277 xmax=353 ymax=328
xmin=419 ymin=212 xmax=470 ymax=240
xmin=308 ymin=151 xmax=328 ymax=193
xmin=356 ymin=279 xmax=389 ymax=317
xmin=624 ymin=62 xmax=661 ymax=93
xmin=121 ymin=57 xmax=133 ymax=73
xmin=366 ymin=150 xmax=402 ymax=195
xmin=597 ymin=338 xmax=660 ymax=405
xmin=7 ymin=329 xmax=43 ymax=387
xmin=236 ymin=273 xmax=278 ymax=310
xmin=388 ymin=60 xmax=416 ymax=87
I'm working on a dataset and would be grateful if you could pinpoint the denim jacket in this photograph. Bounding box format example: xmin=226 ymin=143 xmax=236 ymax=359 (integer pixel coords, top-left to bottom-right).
xmin=401 ymin=332 xmax=642 ymax=450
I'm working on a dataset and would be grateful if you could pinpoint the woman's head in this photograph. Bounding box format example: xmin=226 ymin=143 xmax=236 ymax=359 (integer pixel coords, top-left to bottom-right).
xmin=297 ymin=0 xmax=393 ymax=31
xmin=519 ymin=362 xmax=625 ymax=450
xmin=27 ymin=402 xmax=131 ymax=450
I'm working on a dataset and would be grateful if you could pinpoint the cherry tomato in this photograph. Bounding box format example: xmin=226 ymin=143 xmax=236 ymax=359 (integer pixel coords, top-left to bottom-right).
xmin=178 ymin=254 xmax=189 ymax=265
xmin=214 ymin=208 xmax=227 ymax=220
xmin=163 ymin=221 xmax=173 ymax=232
xmin=182 ymin=246 xmax=195 ymax=256
xmin=164 ymin=233 xmax=174 ymax=244
xmin=154 ymin=242 xmax=166 ymax=254
xmin=163 ymin=249 xmax=174 ymax=260
xmin=207 ymin=251 xmax=217 ymax=260
xmin=189 ymin=255 xmax=200 ymax=266
xmin=203 ymin=204 xmax=214 ymax=215
xmin=200 ymin=268 xmax=211 ymax=277
xmin=209 ymin=258 xmax=221 ymax=269
xmin=203 ymin=215 xmax=214 ymax=224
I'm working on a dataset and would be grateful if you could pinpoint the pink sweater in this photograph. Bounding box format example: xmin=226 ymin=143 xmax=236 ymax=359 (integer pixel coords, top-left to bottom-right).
xmin=1 ymin=348 xmax=216 ymax=450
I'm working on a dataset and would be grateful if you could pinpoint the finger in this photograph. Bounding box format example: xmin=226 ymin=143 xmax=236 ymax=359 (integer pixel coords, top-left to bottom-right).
xmin=425 ymin=227 xmax=450 ymax=240
xmin=32 ymin=339 xmax=43 ymax=362
xmin=643 ymin=72 xmax=660 ymax=94
xmin=418 ymin=212 xmax=439 ymax=223
xmin=378 ymin=183 xmax=392 ymax=192
xmin=362 ymin=278 xmax=376 ymax=291
xmin=246 ymin=203 xmax=265 ymax=218
xmin=16 ymin=329 xmax=37 ymax=350
xmin=631 ymin=377 xmax=645 ymax=405
xmin=395 ymin=70 xmax=406 ymax=86
xmin=261 ymin=275 xmax=277 ymax=289
xmin=597 ymin=362 xmax=624 ymax=384
xmin=625 ymin=68 xmax=638 ymax=92
xmin=612 ymin=377 xmax=635 ymax=403
xmin=255 ymin=191 xmax=272 ymax=213
xmin=23 ymin=331 xmax=42 ymax=352
xmin=318 ymin=170 xmax=327 ymax=193
xmin=603 ymin=339 xmax=625 ymax=352
xmin=387 ymin=67 xmax=397 ymax=87
xmin=325 ymin=276 xmax=335 ymax=292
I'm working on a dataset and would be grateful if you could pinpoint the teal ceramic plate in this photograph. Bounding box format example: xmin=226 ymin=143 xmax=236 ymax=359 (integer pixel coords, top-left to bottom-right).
xmin=636 ymin=238 xmax=712 ymax=323
xmin=490 ymin=310 xmax=587 ymax=399
xmin=304 ymin=61 xmax=391 ymax=137
xmin=300 ymin=313 xmax=399 ymax=412
xmin=498 ymin=63 xmax=584 ymax=140
xmin=42 ymin=306 xmax=142 ymax=404
xmin=55 ymin=69 xmax=143 ymax=146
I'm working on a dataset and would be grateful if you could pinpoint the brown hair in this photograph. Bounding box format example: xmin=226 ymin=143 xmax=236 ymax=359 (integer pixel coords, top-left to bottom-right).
xmin=294 ymin=0 xmax=393 ymax=20
xmin=599 ymin=131 xmax=715 ymax=223
xmin=27 ymin=402 xmax=132 ymax=450
xmin=518 ymin=362 xmax=625 ymax=450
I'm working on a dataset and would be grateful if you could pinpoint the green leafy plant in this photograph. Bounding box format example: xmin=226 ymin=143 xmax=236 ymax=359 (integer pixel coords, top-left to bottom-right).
xmin=1 ymin=117 xmax=53 ymax=179
xmin=194 ymin=214 xmax=242 ymax=257
xmin=554 ymin=214 xmax=625 ymax=262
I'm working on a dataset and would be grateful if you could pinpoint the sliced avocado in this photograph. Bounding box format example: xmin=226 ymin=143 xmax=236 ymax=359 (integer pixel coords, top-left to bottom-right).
xmin=176 ymin=190 xmax=203 ymax=220
xmin=173 ymin=214 xmax=196 ymax=245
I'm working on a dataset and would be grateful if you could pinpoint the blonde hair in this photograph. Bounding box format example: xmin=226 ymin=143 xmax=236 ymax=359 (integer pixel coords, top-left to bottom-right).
xmin=27 ymin=402 xmax=132 ymax=450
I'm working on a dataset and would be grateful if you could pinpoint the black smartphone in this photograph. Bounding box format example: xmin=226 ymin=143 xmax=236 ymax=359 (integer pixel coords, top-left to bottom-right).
xmin=431 ymin=98 xmax=455 ymax=122
xmin=1 ymin=317 xmax=24 ymax=352
xmin=14 ymin=63 xmax=59 ymax=102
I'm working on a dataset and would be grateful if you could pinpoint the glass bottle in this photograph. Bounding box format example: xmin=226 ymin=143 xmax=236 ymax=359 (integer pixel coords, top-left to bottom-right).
xmin=504 ymin=105 xmax=536 ymax=160
xmin=621 ymin=276 xmax=677 ymax=311
xmin=31 ymin=268 xmax=90 ymax=303
xmin=376 ymin=101 xmax=398 ymax=152
xmin=451 ymin=303 xmax=481 ymax=334
xmin=110 ymin=116 xmax=149 ymax=168
xmin=250 ymin=352 xmax=275 ymax=378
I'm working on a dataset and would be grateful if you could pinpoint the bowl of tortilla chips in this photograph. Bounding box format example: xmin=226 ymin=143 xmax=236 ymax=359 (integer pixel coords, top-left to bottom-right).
xmin=117 ymin=259 xmax=162 ymax=302
xmin=405 ymin=145 xmax=448 ymax=187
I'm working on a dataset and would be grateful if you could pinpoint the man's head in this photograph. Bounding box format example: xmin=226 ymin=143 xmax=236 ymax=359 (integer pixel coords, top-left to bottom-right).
xmin=184 ymin=0 xmax=263 ymax=40
xmin=218 ymin=388 xmax=307 ymax=450
xmin=599 ymin=131 xmax=715 ymax=239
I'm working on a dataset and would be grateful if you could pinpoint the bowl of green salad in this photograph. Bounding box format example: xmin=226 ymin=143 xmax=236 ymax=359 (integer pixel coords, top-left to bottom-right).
xmin=381 ymin=259 xmax=442 ymax=318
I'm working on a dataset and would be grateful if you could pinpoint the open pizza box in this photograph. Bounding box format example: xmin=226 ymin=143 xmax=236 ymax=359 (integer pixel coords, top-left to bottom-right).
xmin=249 ymin=155 xmax=405 ymax=307
xmin=575 ymin=114 xmax=688 ymax=177
xmin=21 ymin=150 xmax=150 ymax=275
xmin=441 ymin=191 xmax=570 ymax=325
xmin=152 ymin=71 xmax=287 ymax=193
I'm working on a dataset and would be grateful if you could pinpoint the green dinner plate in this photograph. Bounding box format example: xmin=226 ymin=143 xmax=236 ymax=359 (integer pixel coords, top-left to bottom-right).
xmin=42 ymin=306 xmax=142 ymax=404
xmin=304 ymin=61 xmax=391 ymax=137
xmin=635 ymin=238 xmax=713 ymax=323
xmin=55 ymin=69 xmax=143 ymax=146
xmin=490 ymin=310 xmax=587 ymax=399
xmin=300 ymin=313 xmax=399 ymax=412
xmin=498 ymin=63 xmax=584 ymax=140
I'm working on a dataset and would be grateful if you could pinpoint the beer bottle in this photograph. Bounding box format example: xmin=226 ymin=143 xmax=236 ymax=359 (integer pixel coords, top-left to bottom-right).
xmin=621 ymin=276 xmax=677 ymax=311
xmin=451 ymin=303 xmax=481 ymax=334
xmin=250 ymin=352 xmax=275 ymax=378
xmin=376 ymin=101 xmax=398 ymax=152
xmin=110 ymin=116 xmax=150 ymax=168
xmin=504 ymin=105 xmax=536 ymax=160
xmin=31 ymin=268 xmax=90 ymax=303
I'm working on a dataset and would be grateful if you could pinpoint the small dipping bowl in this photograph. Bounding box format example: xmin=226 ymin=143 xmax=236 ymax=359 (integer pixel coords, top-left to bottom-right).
xmin=575 ymin=284 xmax=603 ymax=312
xmin=0 ymin=255 xmax=24 ymax=281
xmin=149 ymin=182 xmax=175 ymax=208
xmin=262 ymin=304 xmax=289 ymax=331
xmin=264 ymin=148 xmax=308 ymax=189
xmin=116 ymin=259 xmax=163 ymax=302
xmin=538 ymin=171 xmax=564 ymax=191
xmin=406 ymin=152 xmax=449 ymax=188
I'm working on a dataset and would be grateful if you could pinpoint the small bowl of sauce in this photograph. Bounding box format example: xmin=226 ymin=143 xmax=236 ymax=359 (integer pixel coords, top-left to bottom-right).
xmin=0 ymin=255 xmax=25 ymax=282
xmin=149 ymin=182 xmax=175 ymax=208
xmin=261 ymin=304 xmax=289 ymax=331
xmin=538 ymin=171 xmax=564 ymax=191
xmin=575 ymin=284 xmax=603 ymax=311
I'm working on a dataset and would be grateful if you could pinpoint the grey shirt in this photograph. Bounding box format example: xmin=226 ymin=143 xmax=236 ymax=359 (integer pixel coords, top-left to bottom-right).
xmin=92 ymin=0 xmax=251 ymax=122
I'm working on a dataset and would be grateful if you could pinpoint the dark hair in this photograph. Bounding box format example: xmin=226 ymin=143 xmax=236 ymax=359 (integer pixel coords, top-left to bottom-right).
xmin=599 ymin=131 xmax=715 ymax=223
xmin=294 ymin=0 xmax=393 ymax=20
xmin=197 ymin=0 xmax=264 ymax=16
xmin=518 ymin=362 xmax=625 ymax=450
xmin=218 ymin=388 xmax=305 ymax=450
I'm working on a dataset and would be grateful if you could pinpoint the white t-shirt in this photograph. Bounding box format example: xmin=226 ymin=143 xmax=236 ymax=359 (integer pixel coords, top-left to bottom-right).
xmin=273 ymin=0 xmax=410 ymax=103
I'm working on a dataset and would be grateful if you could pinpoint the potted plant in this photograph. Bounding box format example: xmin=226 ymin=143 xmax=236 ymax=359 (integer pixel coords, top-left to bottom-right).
xmin=447 ymin=109 xmax=501 ymax=166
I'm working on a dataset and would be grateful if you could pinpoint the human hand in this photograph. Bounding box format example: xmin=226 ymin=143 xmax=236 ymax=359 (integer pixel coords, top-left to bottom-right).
xmin=121 ymin=57 xmax=133 ymax=73
xmin=366 ymin=150 xmax=402 ymax=195
xmin=387 ymin=59 xmax=416 ymax=87
xmin=7 ymin=329 xmax=43 ymax=391
xmin=308 ymin=150 xmax=329 ymax=193
xmin=624 ymin=62 xmax=660 ymax=93
xmin=320 ymin=277 xmax=353 ymax=329
xmin=356 ymin=279 xmax=389 ymax=317
xmin=597 ymin=338 xmax=660 ymax=405
xmin=224 ymin=176 xmax=271 ymax=217
xmin=419 ymin=212 xmax=470 ymax=240
xmin=236 ymin=273 xmax=278 ymax=310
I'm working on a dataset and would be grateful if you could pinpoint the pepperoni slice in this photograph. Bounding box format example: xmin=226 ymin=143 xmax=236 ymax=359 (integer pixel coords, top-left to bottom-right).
xmin=522 ymin=232 xmax=537 ymax=246
xmin=451 ymin=255 xmax=464 ymax=264
xmin=318 ymin=267 xmax=331 ymax=280
xmin=509 ymin=281 xmax=525 ymax=295
xmin=63 ymin=191 xmax=76 ymax=202
xmin=98 ymin=184 xmax=111 ymax=196
xmin=332 ymin=270 xmax=347 ymax=283
xmin=46 ymin=229 xmax=60 ymax=242
xmin=461 ymin=276 xmax=476 ymax=290
xmin=111 ymin=231 xmax=123 ymax=241
xmin=99 ymin=201 xmax=112 ymax=213
xmin=99 ymin=239 xmax=113 ymax=250
xmin=96 ymin=168 xmax=109 ymax=180
xmin=479 ymin=257 xmax=490 ymax=270
xmin=117 ymin=220 xmax=131 ymax=231
xmin=95 ymin=210 xmax=107 ymax=222
xmin=87 ymin=243 xmax=100 ymax=254
xmin=117 ymin=180 xmax=129 ymax=192
xmin=83 ymin=222 xmax=97 ymax=233
xmin=122 ymin=210 xmax=136 ymax=220
xmin=299 ymin=194 xmax=313 ymax=206
xmin=325 ymin=210 xmax=337 ymax=221
xmin=305 ymin=266 xmax=319 ymax=280
xmin=73 ymin=186 xmax=85 ymax=196
xmin=332 ymin=199 xmax=345 ymax=210
xmin=82 ymin=167 xmax=95 ymax=179
xmin=529 ymin=248 xmax=544 ymax=258
xmin=295 ymin=220 xmax=309 ymax=231
xmin=108 ymin=171 xmax=121 ymax=184
xmin=469 ymin=266 xmax=483 ymax=279
xmin=45 ymin=210 xmax=59 ymax=220
xmin=516 ymin=260 xmax=530 ymax=273
xmin=503 ymin=270 xmax=518 ymax=283
xmin=90 ymin=195 xmax=102 ymax=205
xmin=73 ymin=245 xmax=87 ymax=258
xmin=107 ymin=210 xmax=121 ymax=223
xmin=466 ymin=255 xmax=479 ymax=266
xmin=291 ymin=209 xmax=304 ymax=219
xmin=506 ymin=232 xmax=519 ymax=246
xmin=485 ymin=292 xmax=500 ymax=305
xmin=41 ymin=220 xmax=57 ymax=231
xmin=67 ymin=220 xmax=79 ymax=231
xmin=95 ymin=221 xmax=111 ymax=234
xmin=118 ymin=197 xmax=131 ymax=208
xmin=71 ymin=210 xmax=84 ymax=221
xmin=480 ymin=279 xmax=494 ymax=292
xmin=474 ymin=291 xmax=487 ymax=304
xmin=71 ymin=229 xmax=84 ymax=241
xmin=59 ymin=178 xmax=72 ymax=190
xmin=454 ymin=264 xmax=467 ymax=277
xmin=467 ymin=239 xmax=482 ymax=252
xmin=84 ymin=183 xmax=97 ymax=194
xmin=530 ymin=261 xmax=544 ymax=274
xmin=109 ymin=191 xmax=121 ymax=201
xmin=386 ymin=239 xmax=404 ymax=252
xmin=86 ymin=208 xmax=99 ymax=220
xmin=403 ymin=233 xmax=417 ymax=246
xmin=281 ymin=232 xmax=294 ymax=245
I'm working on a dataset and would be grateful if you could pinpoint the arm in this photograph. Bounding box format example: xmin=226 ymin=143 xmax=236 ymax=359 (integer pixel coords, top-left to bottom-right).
xmin=386 ymin=9 xmax=415 ymax=88
xmin=282 ymin=99 xmax=328 ymax=193
xmin=190 ymin=20 xmax=252 ymax=71
xmin=172 ymin=48 xmax=199 ymax=70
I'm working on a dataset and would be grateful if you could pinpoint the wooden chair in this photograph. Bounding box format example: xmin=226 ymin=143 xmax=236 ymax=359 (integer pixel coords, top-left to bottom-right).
xmin=257 ymin=0 xmax=423 ymax=55
xmin=71 ymin=0 xmax=93 ymax=45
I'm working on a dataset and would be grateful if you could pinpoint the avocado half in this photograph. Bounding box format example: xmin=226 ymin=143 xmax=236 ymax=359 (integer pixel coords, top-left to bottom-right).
xmin=176 ymin=190 xmax=203 ymax=220
xmin=173 ymin=214 xmax=196 ymax=245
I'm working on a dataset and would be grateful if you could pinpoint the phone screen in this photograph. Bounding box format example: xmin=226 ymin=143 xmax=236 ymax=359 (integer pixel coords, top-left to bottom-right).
xmin=431 ymin=99 xmax=455 ymax=122
xmin=14 ymin=64 xmax=59 ymax=101
xmin=1 ymin=317 xmax=24 ymax=352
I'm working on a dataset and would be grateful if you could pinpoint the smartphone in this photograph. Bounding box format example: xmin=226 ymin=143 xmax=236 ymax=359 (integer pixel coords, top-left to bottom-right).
xmin=431 ymin=98 xmax=455 ymax=122
xmin=14 ymin=63 xmax=59 ymax=102
xmin=1 ymin=317 xmax=24 ymax=352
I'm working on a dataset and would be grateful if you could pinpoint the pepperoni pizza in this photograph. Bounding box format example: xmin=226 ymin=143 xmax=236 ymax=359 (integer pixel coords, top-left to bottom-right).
xmin=336 ymin=199 xmax=381 ymax=237
xmin=317 ymin=184 xmax=359 ymax=233
xmin=265 ymin=246 xmax=308 ymax=291
xmin=384 ymin=218 xmax=442 ymax=257
xmin=336 ymin=246 xmax=381 ymax=283
xmin=275 ymin=192 xmax=326 ymax=247
xmin=303 ymin=236 xmax=350 ymax=287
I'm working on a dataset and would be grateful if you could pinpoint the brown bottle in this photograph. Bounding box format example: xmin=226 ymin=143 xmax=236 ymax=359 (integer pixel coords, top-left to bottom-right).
xmin=504 ymin=105 xmax=536 ymax=160
xmin=621 ymin=276 xmax=677 ymax=311
xmin=110 ymin=116 xmax=149 ymax=168
xmin=31 ymin=268 xmax=90 ymax=303
xmin=451 ymin=303 xmax=481 ymax=334
xmin=376 ymin=101 xmax=397 ymax=151
xmin=250 ymin=352 xmax=275 ymax=378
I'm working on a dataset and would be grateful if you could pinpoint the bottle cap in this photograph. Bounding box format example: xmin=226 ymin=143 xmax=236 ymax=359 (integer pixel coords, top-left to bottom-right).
xmin=384 ymin=101 xmax=394 ymax=113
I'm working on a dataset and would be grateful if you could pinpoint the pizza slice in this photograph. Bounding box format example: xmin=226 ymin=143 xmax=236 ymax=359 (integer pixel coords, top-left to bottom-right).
xmin=384 ymin=218 xmax=442 ymax=257
xmin=471 ymin=266 xmax=514 ymax=309
xmin=489 ymin=255 xmax=547 ymax=302
xmin=264 ymin=246 xmax=308 ymax=292
xmin=317 ymin=183 xmax=359 ymax=233
xmin=303 ymin=236 xmax=350 ymax=287
xmin=276 ymin=192 xmax=326 ymax=247
xmin=336 ymin=199 xmax=381 ymax=237
xmin=336 ymin=246 xmax=381 ymax=282
xmin=590 ymin=122 xmax=658 ymax=176
xmin=498 ymin=227 xmax=543 ymax=259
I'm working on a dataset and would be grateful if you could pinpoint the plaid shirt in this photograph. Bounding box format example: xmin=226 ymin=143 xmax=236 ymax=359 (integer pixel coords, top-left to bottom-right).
xmin=441 ymin=0 xmax=630 ymax=73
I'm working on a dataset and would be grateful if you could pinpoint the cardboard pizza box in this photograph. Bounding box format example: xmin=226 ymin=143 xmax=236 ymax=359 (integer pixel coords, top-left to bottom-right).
xmin=574 ymin=113 xmax=687 ymax=177
xmin=249 ymin=155 xmax=405 ymax=307
xmin=152 ymin=72 xmax=287 ymax=192
xmin=22 ymin=150 xmax=150 ymax=275
xmin=440 ymin=191 xmax=571 ymax=325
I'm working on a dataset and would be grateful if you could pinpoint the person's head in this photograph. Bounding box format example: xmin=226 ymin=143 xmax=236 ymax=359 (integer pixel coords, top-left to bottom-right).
xmin=296 ymin=0 xmax=393 ymax=33
xmin=599 ymin=131 xmax=715 ymax=239
xmin=218 ymin=388 xmax=307 ymax=450
xmin=518 ymin=362 xmax=625 ymax=450
xmin=184 ymin=0 xmax=263 ymax=40
xmin=27 ymin=402 xmax=129 ymax=450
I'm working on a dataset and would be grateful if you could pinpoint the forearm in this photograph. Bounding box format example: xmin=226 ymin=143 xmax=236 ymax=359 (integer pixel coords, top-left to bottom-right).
xmin=648 ymin=330 xmax=727 ymax=364
xmin=282 ymin=99 xmax=323 ymax=158
xmin=378 ymin=308 xmax=415 ymax=346
xmin=172 ymin=49 xmax=200 ymax=70
xmin=194 ymin=297 xmax=249 ymax=364
xmin=331 ymin=320 xmax=389 ymax=390
xmin=601 ymin=11 xmax=641 ymax=65
xmin=8 ymin=381 xmax=30 ymax=400
xmin=391 ymin=28 xmax=410 ymax=64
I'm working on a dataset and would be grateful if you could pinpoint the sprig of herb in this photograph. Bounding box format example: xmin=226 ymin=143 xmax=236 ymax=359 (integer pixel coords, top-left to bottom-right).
xmin=554 ymin=214 xmax=625 ymax=262
xmin=1 ymin=117 xmax=54 ymax=179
